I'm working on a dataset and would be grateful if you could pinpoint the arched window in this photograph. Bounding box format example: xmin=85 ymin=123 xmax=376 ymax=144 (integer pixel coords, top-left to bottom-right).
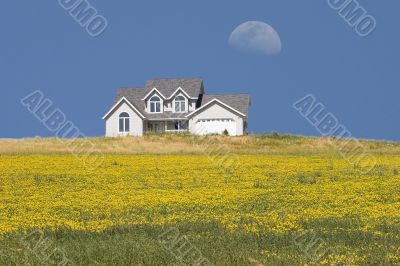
xmin=149 ymin=96 xmax=161 ymax=113
xmin=119 ymin=112 xmax=130 ymax=133
xmin=174 ymin=95 xmax=186 ymax=113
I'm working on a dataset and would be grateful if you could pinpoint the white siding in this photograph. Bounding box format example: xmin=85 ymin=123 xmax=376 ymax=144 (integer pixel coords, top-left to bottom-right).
xmin=105 ymin=102 xmax=144 ymax=137
xmin=188 ymin=99 xmax=197 ymax=111
xmin=164 ymin=102 xmax=172 ymax=112
xmin=189 ymin=102 xmax=244 ymax=136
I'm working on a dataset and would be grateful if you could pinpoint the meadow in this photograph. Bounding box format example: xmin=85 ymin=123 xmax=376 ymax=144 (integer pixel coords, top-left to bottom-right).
xmin=1 ymin=135 xmax=400 ymax=265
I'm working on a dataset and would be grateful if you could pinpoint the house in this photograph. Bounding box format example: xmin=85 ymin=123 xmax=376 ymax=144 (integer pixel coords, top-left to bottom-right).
xmin=102 ymin=78 xmax=251 ymax=137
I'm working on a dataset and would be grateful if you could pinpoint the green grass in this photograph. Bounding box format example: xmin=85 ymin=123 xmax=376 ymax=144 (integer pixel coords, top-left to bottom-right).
xmin=1 ymin=221 xmax=399 ymax=265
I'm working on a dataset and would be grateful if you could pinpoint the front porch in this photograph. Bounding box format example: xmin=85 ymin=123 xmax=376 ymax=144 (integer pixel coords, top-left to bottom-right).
xmin=145 ymin=120 xmax=189 ymax=133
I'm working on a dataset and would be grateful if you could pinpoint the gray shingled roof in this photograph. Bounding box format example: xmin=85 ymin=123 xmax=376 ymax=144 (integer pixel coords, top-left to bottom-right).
xmin=107 ymin=79 xmax=250 ymax=119
xmin=112 ymin=87 xmax=147 ymax=114
xmin=111 ymin=87 xmax=192 ymax=119
xmin=145 ymin=78 xmax=204 ymax=98
xmin=200 ymin=94 xmax=251 ymax=116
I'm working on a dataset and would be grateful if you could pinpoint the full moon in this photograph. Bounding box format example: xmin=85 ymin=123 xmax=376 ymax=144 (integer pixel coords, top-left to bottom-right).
xmin=228 ymin=21 xmax=282 ymax=55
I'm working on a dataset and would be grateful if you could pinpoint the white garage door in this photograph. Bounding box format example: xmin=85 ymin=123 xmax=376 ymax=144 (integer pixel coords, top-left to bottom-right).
xmin=195 ymin=119 xmax=237 ymax=136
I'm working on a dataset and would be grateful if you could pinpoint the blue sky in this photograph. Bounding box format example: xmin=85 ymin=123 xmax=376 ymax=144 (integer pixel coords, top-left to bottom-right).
xmin=1 ymin=1 xmax=399 ymax=140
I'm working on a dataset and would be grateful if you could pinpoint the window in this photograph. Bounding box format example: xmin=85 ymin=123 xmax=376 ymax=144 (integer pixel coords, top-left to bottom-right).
xmin=174 ymin=121 xmax=184 ymax=130
xmin=119 ymin=112 xmax=130 ymax=133
xmin=174 ymin=95 xmax=186 ymax=113
xmin=149 ymin=96 xmax=161 ymax=113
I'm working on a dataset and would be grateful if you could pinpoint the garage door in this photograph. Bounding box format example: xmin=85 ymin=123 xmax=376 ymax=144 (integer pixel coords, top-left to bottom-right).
xmin=195 ymin=119 xmax=237 ymax=136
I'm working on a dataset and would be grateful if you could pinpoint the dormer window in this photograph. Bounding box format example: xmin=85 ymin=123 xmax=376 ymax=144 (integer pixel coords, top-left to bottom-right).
xmin=174 ymin=95 xmax=186 ymax=113
xmin=149 ymin=95 xmax=161 ymax=113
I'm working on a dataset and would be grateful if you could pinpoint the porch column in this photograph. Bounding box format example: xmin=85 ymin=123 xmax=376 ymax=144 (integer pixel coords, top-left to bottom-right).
xmin=165 ymin=121 xmax=167 ymax=132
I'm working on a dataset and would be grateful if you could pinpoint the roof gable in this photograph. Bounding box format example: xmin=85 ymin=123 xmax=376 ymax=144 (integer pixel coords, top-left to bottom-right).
xmin=111 ymin=88 xmax=147 ymax=115
xmin=103 ymin=97 xmax=145 ymax=120
xmin=185 ymin=98 xmax=248 ymax=118
xmin=200 ymin=94 xmax=251 ymax=116
xmin=167 ymin=87 xmax=193 ymax=100
xmin=141 ymin=88 xmax=167 ymax=100
xmin=145 ymin=78 xmax=204 ymax=99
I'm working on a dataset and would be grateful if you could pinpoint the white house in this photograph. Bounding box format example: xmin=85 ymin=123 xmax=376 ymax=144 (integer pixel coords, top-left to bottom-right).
xmin=103 ymin=78 xmax=251 ymax=137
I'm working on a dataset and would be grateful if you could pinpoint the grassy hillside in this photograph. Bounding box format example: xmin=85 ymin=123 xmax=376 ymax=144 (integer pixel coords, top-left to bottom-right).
xmin=1 ymin=134 xmax=400 ymax=155
xmin=1 ymin=135 xmax=400 ymax=265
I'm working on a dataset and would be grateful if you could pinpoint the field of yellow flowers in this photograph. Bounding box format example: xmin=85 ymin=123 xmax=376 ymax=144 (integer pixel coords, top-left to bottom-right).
xmin=1 ymin=137 xmax=400 ymax=265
